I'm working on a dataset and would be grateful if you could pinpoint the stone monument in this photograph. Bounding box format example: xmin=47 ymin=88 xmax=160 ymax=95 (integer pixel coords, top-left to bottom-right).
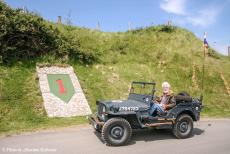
xmin=36 ymin=65 xmax=92 ymax=117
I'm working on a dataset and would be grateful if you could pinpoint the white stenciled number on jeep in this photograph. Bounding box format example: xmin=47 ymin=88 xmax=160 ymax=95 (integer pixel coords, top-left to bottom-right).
xmin=119 ymin=106 xmax=139 ymax=111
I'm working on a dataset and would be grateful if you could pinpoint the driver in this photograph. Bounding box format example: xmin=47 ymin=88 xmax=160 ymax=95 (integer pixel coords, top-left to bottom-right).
xmin=149 ymin=81 xmax=176 ymax=116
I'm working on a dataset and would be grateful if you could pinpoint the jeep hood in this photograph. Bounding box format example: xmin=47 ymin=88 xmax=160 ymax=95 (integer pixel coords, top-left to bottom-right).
xmin=97 ymin=99 xmax=150 ymax=111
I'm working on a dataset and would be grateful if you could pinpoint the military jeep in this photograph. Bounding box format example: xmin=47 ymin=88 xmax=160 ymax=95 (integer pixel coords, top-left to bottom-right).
xmin=89 ymin=81 xmax=202 ymax=146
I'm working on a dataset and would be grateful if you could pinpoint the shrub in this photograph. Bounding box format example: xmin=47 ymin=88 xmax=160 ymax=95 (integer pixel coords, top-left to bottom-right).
xmin=0 ymin=2 xmax=97 ymax=65
xmin=0 ymin=2 xmax=61 ymax=64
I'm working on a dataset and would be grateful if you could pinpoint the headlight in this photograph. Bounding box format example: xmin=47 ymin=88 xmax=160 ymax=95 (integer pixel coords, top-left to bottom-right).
xmin=101 ymin=105 xmax=106 ymax=120
xmin=102 ymin=106 xmax=106 ymax=113
xmin=101 ymin=114 xmax=105 ymax=120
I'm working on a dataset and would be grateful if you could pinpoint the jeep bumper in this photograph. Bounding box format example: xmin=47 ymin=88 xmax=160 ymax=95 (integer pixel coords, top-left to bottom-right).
xmin=88 ymin=115 xmax=105 ymax=131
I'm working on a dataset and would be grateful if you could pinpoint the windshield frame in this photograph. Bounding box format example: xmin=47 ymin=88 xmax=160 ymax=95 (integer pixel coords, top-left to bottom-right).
xmin=130 ymin=81 xmax=156 ymax=96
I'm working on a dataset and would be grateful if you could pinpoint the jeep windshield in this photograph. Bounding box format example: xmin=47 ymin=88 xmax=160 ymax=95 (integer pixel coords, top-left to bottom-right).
xmin=130 ymin=82 xmax=155 ymax=96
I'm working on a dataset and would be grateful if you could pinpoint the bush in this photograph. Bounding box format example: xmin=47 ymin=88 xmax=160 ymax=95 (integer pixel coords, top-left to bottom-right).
xmin=0 ymin=2 xmax=97 ymax=65
xmin=158 ymin=25 xmax=175 ymax=33
xmin=0 ymin=2 xmax=60 ymax=64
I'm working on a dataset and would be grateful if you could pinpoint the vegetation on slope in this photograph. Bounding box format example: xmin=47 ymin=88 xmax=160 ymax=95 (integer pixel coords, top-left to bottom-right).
xmin=0 ymin=2 xmax=97 ymax=65
xmin=0 ymin=1 xmax=230 ymax=135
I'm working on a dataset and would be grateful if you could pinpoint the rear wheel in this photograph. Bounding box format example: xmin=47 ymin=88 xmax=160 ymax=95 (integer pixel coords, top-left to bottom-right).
xmin=102 ymin=118 xmax=132 ymax=146
xmin=173 ymin=114 xmax=193 ymax=139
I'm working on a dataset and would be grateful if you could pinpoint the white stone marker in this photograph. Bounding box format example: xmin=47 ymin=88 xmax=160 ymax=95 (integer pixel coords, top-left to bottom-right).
xmin=36 ymin=66 xmax=92 ymax=117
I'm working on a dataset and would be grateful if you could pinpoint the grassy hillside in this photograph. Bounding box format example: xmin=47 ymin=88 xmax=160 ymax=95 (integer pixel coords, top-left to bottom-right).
xmin=0 ymin=2 xmax=230 ymax=135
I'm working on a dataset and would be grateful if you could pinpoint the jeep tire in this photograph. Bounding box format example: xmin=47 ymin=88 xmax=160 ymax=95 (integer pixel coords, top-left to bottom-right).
xmin=173 ymin=114 xmax=193 ymax=139
xmin=177 ymin=91 xmax=190 ymax=96
xmin=102 ymin=118 xmax=132 ymax=146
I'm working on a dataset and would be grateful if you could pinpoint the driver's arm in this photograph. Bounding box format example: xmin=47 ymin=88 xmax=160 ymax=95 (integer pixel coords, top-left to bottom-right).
xmin=165 ymin=96 xmax=176 ymax=110
xmin=155 ymin=96 xmax=161 ymax=103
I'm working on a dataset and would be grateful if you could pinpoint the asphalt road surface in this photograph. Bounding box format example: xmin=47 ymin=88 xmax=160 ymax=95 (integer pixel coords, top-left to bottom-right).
xmin=0 ymin=119 xmax=230 ymax=154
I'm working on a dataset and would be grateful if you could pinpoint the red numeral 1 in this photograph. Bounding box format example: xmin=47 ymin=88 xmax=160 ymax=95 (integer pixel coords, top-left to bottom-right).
xmin=56 ymin=79 xmax=66 ymax=94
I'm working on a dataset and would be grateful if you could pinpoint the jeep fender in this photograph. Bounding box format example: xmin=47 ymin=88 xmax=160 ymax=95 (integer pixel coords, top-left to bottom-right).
xmin=176 ymin=109 xmax=198 ymax=121
xmin=107 ymin=112 xmax=144 ymax=129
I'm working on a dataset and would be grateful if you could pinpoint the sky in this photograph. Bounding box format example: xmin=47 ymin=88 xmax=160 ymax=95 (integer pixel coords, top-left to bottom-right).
xmin=4 ymin=0 xmax=230 ymax=55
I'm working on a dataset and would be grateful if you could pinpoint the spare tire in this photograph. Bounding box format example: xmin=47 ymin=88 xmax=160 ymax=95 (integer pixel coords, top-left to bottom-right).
xmin=175 ymin=92 xmax=192 ymax=104
xmin=177 ymin=91 xmax=190 ymax=96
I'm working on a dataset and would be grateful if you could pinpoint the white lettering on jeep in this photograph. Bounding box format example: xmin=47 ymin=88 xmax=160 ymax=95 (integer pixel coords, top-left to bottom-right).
xmin=119 ymin=106 xmax=139 ymax=111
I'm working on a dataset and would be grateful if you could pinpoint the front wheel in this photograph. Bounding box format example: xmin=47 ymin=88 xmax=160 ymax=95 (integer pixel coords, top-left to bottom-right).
xmin=102 ymin=118 xmax=132 ymax=146
xmin=173 ymin=114 xmax=193 ymax=139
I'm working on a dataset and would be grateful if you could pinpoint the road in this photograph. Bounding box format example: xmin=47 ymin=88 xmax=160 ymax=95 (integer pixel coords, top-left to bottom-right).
xmin=0 ymin=119 xmax=230 ymax=154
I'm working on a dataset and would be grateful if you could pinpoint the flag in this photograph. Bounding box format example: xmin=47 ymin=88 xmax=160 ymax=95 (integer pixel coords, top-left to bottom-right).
xmin=204 ymin=32 xmax=209 ymax=48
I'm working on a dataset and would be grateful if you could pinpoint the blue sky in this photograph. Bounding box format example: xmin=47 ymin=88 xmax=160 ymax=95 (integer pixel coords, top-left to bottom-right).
xmin=4 ymin=0 xmax=230 ymax=55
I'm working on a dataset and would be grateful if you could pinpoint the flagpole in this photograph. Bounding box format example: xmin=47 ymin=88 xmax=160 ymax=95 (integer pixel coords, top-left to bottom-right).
xmin=201 ymin=48 xmax=205 ymax=99
xmin=201 ymin=32 xmax=207 ymax=101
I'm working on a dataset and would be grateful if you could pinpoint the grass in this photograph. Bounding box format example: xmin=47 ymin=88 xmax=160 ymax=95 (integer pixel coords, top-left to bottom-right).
xmin=0 ymin=63 xmax=87 ymax=135
xmin=0 ymin=25 xmax=230 ymax=135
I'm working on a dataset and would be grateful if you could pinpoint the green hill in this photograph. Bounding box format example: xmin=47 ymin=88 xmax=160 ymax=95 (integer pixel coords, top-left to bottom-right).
xmin=0 ymin=1 xmax=230 ymax=135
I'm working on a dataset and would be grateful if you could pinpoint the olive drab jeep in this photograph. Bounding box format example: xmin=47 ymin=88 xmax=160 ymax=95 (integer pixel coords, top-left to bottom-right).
xmin=89 ymin=81 xmax=203 ymax=146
